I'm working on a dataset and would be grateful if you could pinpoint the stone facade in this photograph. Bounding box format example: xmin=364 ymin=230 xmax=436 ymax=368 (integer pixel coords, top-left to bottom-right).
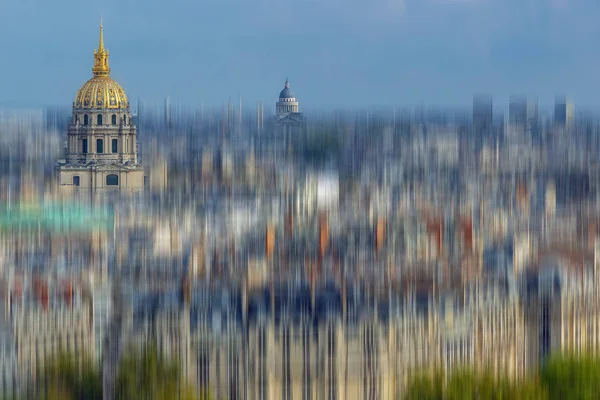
xmin=56 ymin=21 xmax=144 ymax=193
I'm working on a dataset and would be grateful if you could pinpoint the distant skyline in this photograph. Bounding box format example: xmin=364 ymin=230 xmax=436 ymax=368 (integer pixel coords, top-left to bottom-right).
xmin=2 ymin=0 xmax=600 ymax=109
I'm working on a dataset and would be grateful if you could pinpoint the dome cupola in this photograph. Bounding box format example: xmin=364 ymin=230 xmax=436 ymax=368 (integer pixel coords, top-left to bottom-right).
xmin=279 ymin=79 xmax=296 ymax=100
xmin=73 ymin=19 xmax=129 ymax=110
xmin=276 ymin=78 xmax=299 ymax=117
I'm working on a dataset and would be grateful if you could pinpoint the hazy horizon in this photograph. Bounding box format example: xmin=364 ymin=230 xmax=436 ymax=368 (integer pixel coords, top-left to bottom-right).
xmin=2 ymin=0 xmax=600 ymax=109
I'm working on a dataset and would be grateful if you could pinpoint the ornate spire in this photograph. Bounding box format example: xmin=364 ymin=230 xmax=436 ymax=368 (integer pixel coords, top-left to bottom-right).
xmin=92 ymin=17 xmax=110 ymax=77
xmin=98 ymin=17 xmax=105 ymax=51
xmin=284 ymin=78 xmax=290 ymax=88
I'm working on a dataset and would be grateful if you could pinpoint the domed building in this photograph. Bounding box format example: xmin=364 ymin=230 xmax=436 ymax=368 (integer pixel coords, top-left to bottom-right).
xmin=276 ymin=79 xmax=299 ymax=117
xmin=274 ymin=78 xmax=306 ymax=140
xmin=55 ymin=20 xmax=144 ymax=192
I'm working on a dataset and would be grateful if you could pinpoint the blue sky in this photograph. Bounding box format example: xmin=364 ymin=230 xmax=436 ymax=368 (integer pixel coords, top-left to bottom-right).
xmin=1 ymin=0 xmax=600 ymax=109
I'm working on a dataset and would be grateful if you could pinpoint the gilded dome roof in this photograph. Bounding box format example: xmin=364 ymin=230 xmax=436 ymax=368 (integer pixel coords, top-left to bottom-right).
xmin=73 ymin=20 xmax=129 ymax=110
xmin=74 ymin=76 xmax=129 ymax=110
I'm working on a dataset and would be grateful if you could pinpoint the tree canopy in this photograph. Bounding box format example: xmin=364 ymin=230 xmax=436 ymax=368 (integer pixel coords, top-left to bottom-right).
xmin=114 ymin=344 xmax=201 ymax=400
xmin=36 ymin=345 xmax=209 ymax=400
xmin=36 ymin=351 xmax=102 ymax=400
xmin=36 ymin=350 xmax=600 ymax=400
xmin=404 ymin=355 xmax=600 ymax=400
xmin=540 ymin=354 xmax=600 ymax=400
xmin=404 ymin=368 xmax=547 ymax=400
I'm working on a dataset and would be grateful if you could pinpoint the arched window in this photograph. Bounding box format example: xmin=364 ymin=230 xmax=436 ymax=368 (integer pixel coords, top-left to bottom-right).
xmin=82 ymin=139 xmax=88 ymax=154
xmin=123 ymin=116 xmax=127 ymax=125
xmin=96 ymin=139 xmax=104 ymax=154
xmin=106 ymin=174 xmax=119 ymax=186
xmin=97 ymin=114 xmax=103 ymax=125
xmin=111 ymin=114 xmax=117 ymax=125
xmin=83 ymin=114 xmax=89 ymax=126
xmin=112 ymin=139 xmax=118 ymax=153
xmin=73 ymin=176 xmax=80 ymax=187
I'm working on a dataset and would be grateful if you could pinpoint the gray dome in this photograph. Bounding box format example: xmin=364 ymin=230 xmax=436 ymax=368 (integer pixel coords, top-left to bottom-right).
xmin=279 ymin=79 xmax=295 ymax=99
xmin=279 ymin=87 xmax=295 ymax=99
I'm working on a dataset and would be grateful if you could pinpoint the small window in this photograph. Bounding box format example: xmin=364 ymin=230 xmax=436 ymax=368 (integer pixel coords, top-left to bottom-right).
xmin=123 ymin=116 xmax=127 ymax=125
xmin=97 ymin=114 xmax=103 ymax=125
xmin=82 ymin=139 xmax=88 ymax=154
xmin=106 ymin=174 xmax=119 ymax=186
xmin=96 ymin=139 xmax=103 ymax=154
xmin=73 ymin=176 xmax=80 ymax=187
xmin=111 ymin=114 xmax=117 ymax=125
xmin=84 ymin=115 xmax=89 ymax=126
xmin=112 ymin=139 xmax=118 ymax=153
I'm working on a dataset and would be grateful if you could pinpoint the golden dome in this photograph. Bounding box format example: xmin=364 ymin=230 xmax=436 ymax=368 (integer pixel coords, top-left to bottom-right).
xmin=74 ymin=76 xmax=129 ymax=110
xmin=73 ymin=20 xmax=129 ymax=110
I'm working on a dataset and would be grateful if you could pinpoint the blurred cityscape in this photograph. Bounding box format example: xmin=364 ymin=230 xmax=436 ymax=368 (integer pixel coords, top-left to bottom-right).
xmin=3 ymin=23 xmax=600 ymax=400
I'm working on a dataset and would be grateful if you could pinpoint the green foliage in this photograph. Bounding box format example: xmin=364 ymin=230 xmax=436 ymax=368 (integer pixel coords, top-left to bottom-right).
xmin=404 ymin=368 xmax=547 ymax=400
xmin=36 ymin=345 xmax=209 ymax=400
xmin=36 ymin=351 xmax=102 ymax=400
xmin=114 ymin=344 xmax=198 ymax=400
xmin=404 ymin=369 xmax=444 ymax=400
xmin=41 ymin=349 xmax=600 ymax=400
xmin=540 ymin=353 xmax=600 ymax=400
